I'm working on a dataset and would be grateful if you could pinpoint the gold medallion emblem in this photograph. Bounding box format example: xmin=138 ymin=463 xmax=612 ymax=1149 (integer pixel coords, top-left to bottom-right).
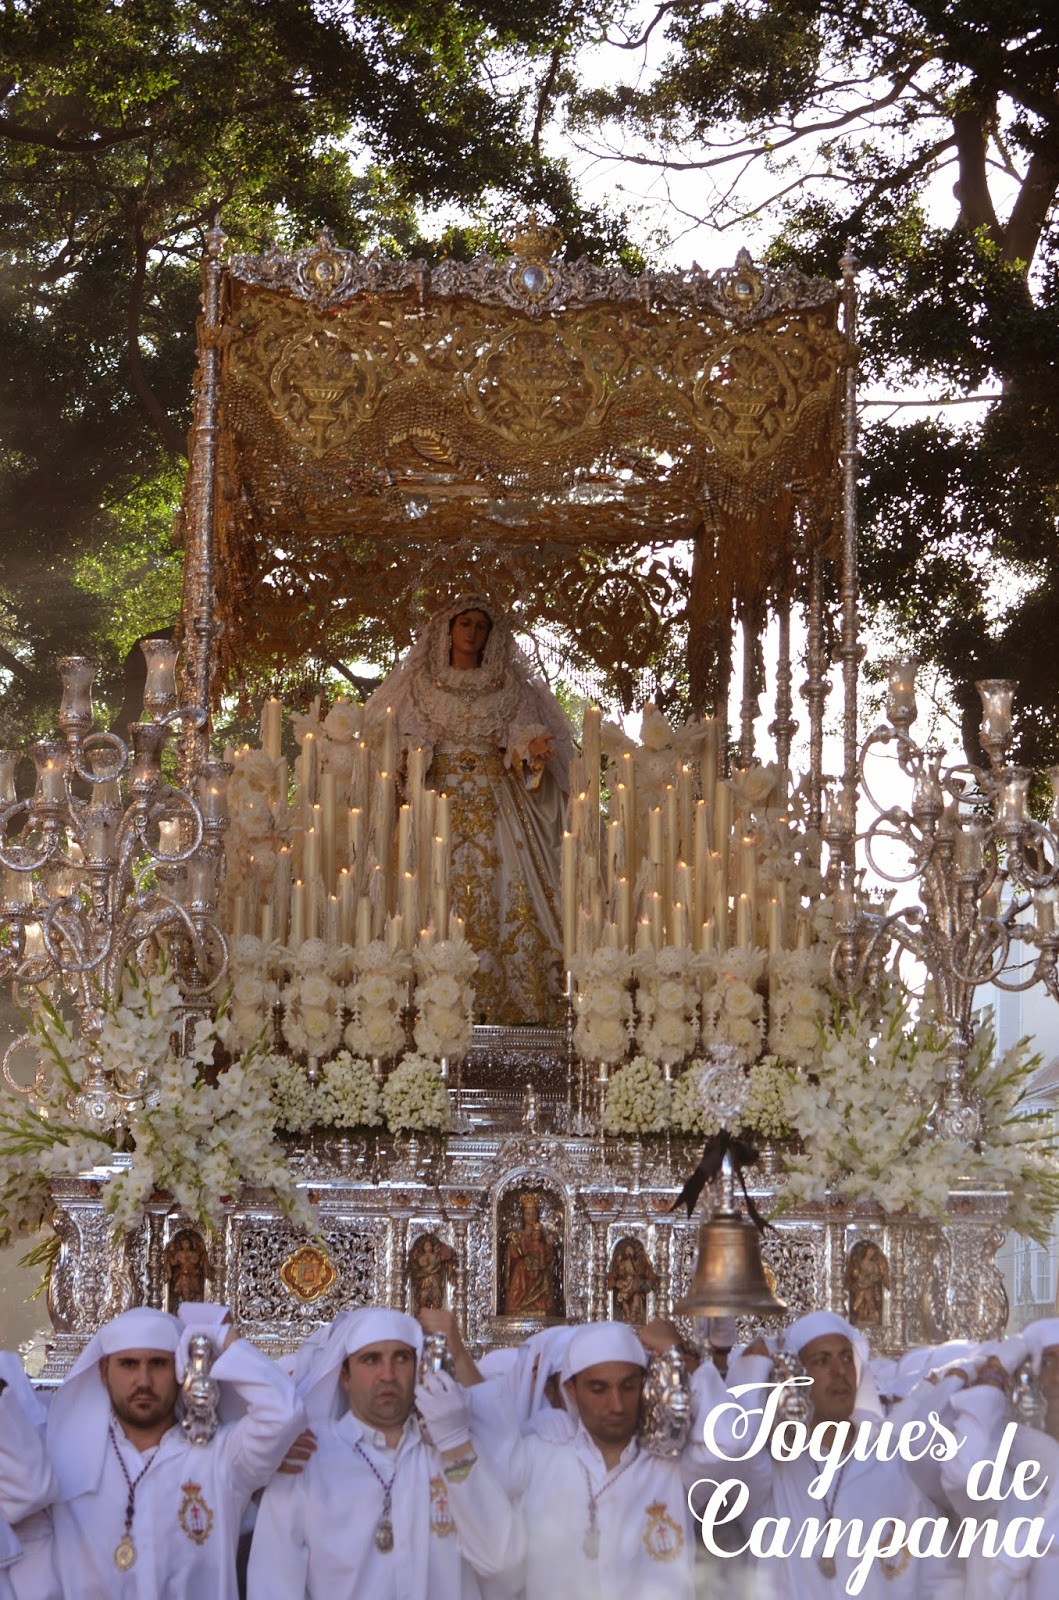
xmin=429 ymin=1475 xmax=457 ymax=1538
xmin=114 ymin=1534 xmax=136 ymax=1571
xmin=178 ymin=1480 xmax=214 ymax=1545
xmin=279 ymin=1243 xmax=337 ymax=1304
xmin=642 ymin=1500 xmax=683 ymax=1563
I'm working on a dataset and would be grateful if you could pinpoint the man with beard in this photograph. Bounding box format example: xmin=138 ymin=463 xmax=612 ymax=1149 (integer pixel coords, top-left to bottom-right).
xmin=46 ymin=1306 xmax=302 ymax=1599
xmin=699 ymin=1310 xmax=960 ymax=1597
xmin=247 ymin=1307 xmax=522 ymax=1598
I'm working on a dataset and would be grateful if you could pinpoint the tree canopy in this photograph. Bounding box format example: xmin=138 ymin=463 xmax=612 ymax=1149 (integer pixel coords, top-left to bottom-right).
xmin=0 ymin=0 xmax=637 ymax=739
xmin=3 ymin=0 xmax=1059 ymax=766
xmin=565 ymin=0 xmax=1059 ymax=764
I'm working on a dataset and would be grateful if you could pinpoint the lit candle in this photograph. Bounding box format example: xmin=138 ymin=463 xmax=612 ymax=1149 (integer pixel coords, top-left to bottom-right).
xmin=401 ymin=871 xmax=417 ymax=948
xmin=397 ymin=804 xmax=413 ymax=880
xmin=735 ymin=893 xmax=752 ymax=948
xmin=437 ymin=792 xmax=452 ymax=855
xmin=699 ymin=915 xmax=716 ymax=954
xmin=997 ymin=769 xmax=1031 ymax=828
xmin=620 ymin=752 xmax=637 ymax=863
xmin=261 ymin=697 xmax=282 ymax=760
xmin=768 ymin=897 xmax=783 ymax=954
xmin=650 ymin=890 xmax=664 ymax=949
xmin=617 ymin=875 xmax=632 ymax=950
xmin=290 ymin=881 xmax=306 ymax=947
xmin=304 ymin=827 xmax=320 ymax=890
xmin=432 ymin=834 xmax=449 ymax=941
xmin=795 ymin=912 xmax=812 ymax=950
xmin=381 ymin=706 xmax=397 ymax=778
xmin=387 ymin=912 xmax=403 ymax=954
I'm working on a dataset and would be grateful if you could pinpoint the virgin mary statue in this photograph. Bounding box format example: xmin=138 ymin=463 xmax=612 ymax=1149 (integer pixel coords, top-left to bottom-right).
xmin=365 ymin=594 xmax=572 ymax=1025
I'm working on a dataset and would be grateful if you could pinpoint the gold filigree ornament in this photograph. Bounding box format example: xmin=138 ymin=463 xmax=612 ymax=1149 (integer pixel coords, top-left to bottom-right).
xmin=189 ymin=220 xmax=844 ymax=693
xmin=504 ymin=214 xmax=565 ymax=304
xmin=279 ymin=1242 xmax=338 ymax=1303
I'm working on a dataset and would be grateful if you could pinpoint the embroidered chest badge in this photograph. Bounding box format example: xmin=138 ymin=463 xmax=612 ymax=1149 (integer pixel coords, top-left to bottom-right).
xmin=642 ymin=1501 xmax=683 ymax=1563
xmin=178 ymin=1480 xmax=214 ymax=1545
xmin=429 ymin=1475 xmax=457 ymax=1538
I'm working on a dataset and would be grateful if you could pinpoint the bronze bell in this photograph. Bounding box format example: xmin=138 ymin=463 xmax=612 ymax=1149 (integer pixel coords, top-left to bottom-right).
xmin=675 ymin=1209 xmax=787 ymax=1318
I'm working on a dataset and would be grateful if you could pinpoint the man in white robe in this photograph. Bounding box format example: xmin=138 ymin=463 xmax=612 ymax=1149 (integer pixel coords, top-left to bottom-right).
xmin=696 ymin=1309 xmax=961 ymax=1598
xmin=46 ymin=1305 xmax=302 ymax=1599
xmin=247 ymin=1306 xmax=523 ymax=1599
xmin=0 ymin=1349 xmax=60 ymax=1600
xmin=503 ymin=1319 xmax=718 ymax=1600
xmin=937 ymin=1320 xmax=1059 ymax=1600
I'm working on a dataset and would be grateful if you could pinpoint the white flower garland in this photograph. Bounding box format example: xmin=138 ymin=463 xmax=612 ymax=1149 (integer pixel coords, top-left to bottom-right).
xmin=382 ymin=1054 xmax=451 ymax=1133
xmin=602 ymin=1056 xmax=671 ymax=1134
xmin=344 ymin=940 xmax=410 ymax=1060
xmin=413 ymin=936 xmax=477 ymax=1062
xmin=572 ymin=947 xmax=634 ymax=1065
xmin=668 ymin=1061 xmax=722 ymax=1137
xmin=768 ymin=947 xmax=831 ymax=1068
xmin=280 ymin=938 xmax=344 ymax=1058
xmin=633 ymin=946 xmax=698 ymax=1067
xmin=699 ymin=947 xmax=767 ymax=1065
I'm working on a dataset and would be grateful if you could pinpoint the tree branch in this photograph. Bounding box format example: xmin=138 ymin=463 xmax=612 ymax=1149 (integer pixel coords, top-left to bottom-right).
xmin=1003 ymin=148 xmax=1059 ymax=269
xmin=126 ymin=221 xmax=186 ymax=461
xmin=952 ymin=104 xmax=1002 ymax=244
xmin=532 ymin=43 xmax=564 ymax=155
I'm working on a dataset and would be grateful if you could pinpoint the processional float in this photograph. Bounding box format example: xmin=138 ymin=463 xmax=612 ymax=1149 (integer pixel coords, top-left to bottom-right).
xmin=2 ymin=217 xmax=1057 ymax=1378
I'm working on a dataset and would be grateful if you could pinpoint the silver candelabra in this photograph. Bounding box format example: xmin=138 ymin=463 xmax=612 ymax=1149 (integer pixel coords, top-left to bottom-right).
xmin=828 ymin=663 xmax=1059 ymax=1140
xmin=0 ymin=645 xmax=229 ymax=1130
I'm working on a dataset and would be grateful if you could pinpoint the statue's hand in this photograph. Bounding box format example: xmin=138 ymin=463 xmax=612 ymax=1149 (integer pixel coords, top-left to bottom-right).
xmin=527 ymin=734 xmax=554 ymax=764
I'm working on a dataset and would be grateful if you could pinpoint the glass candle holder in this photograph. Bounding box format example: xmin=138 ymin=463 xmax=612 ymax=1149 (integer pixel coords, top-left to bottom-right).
xmin=82 ymin=803 xmax=122 ymax=866
xmin=976 ymin=679 xmax=1017 ymax=767
xmin=0 ymin=750 xmax=18 ymax=805
xmin=31 ymin=740 xmax=67 ymax=812
xmin=140 ymin=639 xmax=179 ymax=718
xmin=127 ymin=722 xmax=168 ymax=793
xmin=886 ymin=657 xmax=918 ymax=731
xmin=196 ymin=762 xmax=231 ymax=828
xmin=57 ymin=656 xmax=98 ymax=740
xmin=1 ymin=855 xmax=34 ymax=916
xmin=996 ymin=768 xmax=1031 ymax=829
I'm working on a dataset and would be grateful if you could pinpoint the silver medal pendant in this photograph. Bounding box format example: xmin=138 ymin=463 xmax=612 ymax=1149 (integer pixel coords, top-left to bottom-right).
xmin=818 ymin=1554 xmax=837 ymax=1580
xmin=375 ymin=1516 xmax=394 ymax=1553
xmin=583 ymin=1525 xmax=600 ymax=1560
xmin=114 ymin=1534 xmax=137 ymax=1571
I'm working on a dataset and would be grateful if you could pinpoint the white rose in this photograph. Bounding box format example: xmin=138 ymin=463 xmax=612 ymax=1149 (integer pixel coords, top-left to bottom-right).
xmin=232 ymin=973 xmax=267 ymax=1007
xmin=724 ymin=983 xmax=759 ymax=1018
xmin=299 ymin=972 xmax=333 ymax=1009
xmin=323 ymin=701 xmax=362 ymax=742
xmin=657 ymin=980 xmax=687 ymax=1011
xmin=423 ymin=974 xmax=462 ymax=1009
xmin=359 ymin=973 xmax=397 ymax=1008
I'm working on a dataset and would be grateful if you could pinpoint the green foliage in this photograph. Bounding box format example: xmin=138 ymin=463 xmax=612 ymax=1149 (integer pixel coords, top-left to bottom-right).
xmin=0 ymin=0 xmax=648 ymax=740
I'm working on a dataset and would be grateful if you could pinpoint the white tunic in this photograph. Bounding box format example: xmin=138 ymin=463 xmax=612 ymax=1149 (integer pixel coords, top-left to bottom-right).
xmin=50 ymin=1338 xmax=302 ymax=1600
xmin=693 ymin=1351 xmax=951 ymax=1599
xmin=940 ymin=1385 xmax=1059 ymax=1600
xmin=0 ymin=1353 xmax=60 ymax=1600
xmin=247 ymin=1410 xmax=523 ymax=1599
xmin=513 ymin=1422 xmax=697 ymax=1600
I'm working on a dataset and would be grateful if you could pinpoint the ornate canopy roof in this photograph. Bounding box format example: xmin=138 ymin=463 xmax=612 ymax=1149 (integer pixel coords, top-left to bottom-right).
xmin=182 ymin=220 xmax=848 ymax=699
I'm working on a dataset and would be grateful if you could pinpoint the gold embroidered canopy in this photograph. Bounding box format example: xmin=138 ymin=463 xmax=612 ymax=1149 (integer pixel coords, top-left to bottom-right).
xmin=179 ymin=220 xmax=848 ymax=707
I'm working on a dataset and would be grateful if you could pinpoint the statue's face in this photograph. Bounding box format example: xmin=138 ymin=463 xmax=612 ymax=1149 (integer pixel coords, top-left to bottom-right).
xmin=521 ymin=1201 xmax=540 ymax=1225
xmin=448 ymin=608 xmax=491 ymax=666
